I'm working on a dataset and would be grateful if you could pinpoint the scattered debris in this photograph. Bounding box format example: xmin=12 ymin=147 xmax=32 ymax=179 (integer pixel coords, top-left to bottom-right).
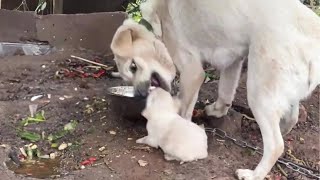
xmin=70 ymin=55 xmax=111 ymax=70
xmin=138 ymin=160 xmax=148 ymax=167
xmin=31 ymin=95 xmax=43 ymax=102
xmin=58 ymin=143 xmax=68 ymax=151
xmin=132 ymin=146 xmax=153 ymax=153
xmin=18 ymin=131 xmax=41 ymax=142
xmin=64 ymin=120 xmax=78 ymax=132
xmin=99 ymin=146 xmax=106 ymax=152
xmin=163 ymin=169 xmax=173 ymax=175
xmin=48 ymin=120 xmax=78 ymax=142
xmin=193 ymin=109 xmax=204 ymax=118
xmin=80 ymin=157 xmax=97 ymax=166
xmin=21 ymin=110 xmax=46 ymax=126
xmin=298 ymin=105 xmax=307 ymax=123
xmin=0 ymin=144 xmax=8 ymax=148
xmin=29 ymin=104 xmax=38 ymax=118
xmin=299 ymin=137 xmax=305 ymax=144
xmin=109 ymin=131 xmax=117 ymax=135
xmin=49 ymin=153 xmax=56 ymax=159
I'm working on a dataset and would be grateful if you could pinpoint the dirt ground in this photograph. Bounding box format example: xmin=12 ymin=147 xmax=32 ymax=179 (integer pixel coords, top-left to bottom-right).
xmin=0 ymin=50 xmax=319 ymax=180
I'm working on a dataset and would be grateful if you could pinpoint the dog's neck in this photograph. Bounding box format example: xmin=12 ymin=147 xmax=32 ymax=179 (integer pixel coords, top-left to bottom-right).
xmin=138 ymin=18 xmax=162 ymax=40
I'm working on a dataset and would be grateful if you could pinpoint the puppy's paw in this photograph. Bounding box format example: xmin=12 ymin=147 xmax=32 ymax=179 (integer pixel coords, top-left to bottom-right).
xmin=205 ymin=102 xmax=229 ymax=118
xmin=235 ymin=169 xmax=256 ymax=180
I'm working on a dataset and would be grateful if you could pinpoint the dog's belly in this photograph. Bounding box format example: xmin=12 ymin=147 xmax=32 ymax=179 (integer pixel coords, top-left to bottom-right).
xmin=160 ymin=0 xmax=251 ymax=70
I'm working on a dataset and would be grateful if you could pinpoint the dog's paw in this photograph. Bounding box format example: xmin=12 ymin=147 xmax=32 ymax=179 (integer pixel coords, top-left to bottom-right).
xmin=164 ymin=154 xmax=175 ymax=161
xmin=136 ymin=137 xmax=145 ymax=144
xmin=205 ymin=102 xmax=229 ymax=118
xmin=235 ymin=169 xmax=255 ymax=180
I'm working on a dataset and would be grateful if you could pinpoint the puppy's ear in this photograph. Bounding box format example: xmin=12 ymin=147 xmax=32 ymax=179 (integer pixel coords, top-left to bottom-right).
xmin=110 ymin=27 xmax=133 ymax=58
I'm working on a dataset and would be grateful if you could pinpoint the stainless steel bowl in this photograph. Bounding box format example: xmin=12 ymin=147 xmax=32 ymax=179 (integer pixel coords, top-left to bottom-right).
xmin=107 ymin=86 xmax=146 ymax=120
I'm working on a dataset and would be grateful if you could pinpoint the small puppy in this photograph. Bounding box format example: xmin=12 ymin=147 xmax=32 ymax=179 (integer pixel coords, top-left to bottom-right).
xmin=136 ymin=88 xmax=208 ymax=163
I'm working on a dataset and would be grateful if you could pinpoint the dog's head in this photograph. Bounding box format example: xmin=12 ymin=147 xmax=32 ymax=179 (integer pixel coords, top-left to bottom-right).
xmin=110 ymin=19 xmax=176 ymax=97
xmin=142 ymin=88 xmax=177 ymax=119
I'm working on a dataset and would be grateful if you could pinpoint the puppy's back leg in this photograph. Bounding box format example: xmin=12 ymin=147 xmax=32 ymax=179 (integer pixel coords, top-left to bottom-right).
xmin=280 ymin=102 xmax=299 ymax=136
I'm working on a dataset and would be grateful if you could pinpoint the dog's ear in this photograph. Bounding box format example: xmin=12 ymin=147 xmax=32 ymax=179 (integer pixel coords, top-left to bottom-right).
xmin=110 ymin=27 xmax=134 ymax=58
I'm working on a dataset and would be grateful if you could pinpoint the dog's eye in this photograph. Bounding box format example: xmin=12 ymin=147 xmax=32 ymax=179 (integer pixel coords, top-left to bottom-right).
xmin=130 ymin=60 xmax=137 ymax=73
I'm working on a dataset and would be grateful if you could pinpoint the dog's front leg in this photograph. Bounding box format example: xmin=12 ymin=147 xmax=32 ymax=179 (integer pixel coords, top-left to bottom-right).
xmin=205 ymin=59 xmax=244 ymax=118
xmin=177 ymin=57 xmax=205 ymax=121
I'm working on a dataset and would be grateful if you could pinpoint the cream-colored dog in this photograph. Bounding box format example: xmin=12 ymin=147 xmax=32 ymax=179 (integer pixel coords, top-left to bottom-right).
xmin=136 ymin=88 xmax=208 ymax=163
xmin=110 ymin=0 xmax=320 ymax=179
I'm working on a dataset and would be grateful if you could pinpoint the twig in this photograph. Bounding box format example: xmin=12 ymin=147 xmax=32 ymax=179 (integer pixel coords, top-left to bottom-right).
xmin=242 ymin=113 xmax=255 ymax=121
xmin=111 ymin=72 xmax=121 ymax=78
xmin=70 ymin=55 xmax=113 ymax=70
xmin=276 ymin=163 xmax=288 ymax=177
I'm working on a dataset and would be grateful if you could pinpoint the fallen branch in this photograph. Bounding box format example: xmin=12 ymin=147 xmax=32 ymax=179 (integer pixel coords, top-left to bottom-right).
xmin=70 ymin=55 xmax=113 ymax=70
xmin=276 ymin=164 xmax=288 ymax=177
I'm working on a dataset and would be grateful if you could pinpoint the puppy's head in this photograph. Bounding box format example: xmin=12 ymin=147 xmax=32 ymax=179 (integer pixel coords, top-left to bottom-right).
xmin=110 ymin=19 xmax=176 ymax=98
xmin=142 ymin=88 xmax=177 ymax=119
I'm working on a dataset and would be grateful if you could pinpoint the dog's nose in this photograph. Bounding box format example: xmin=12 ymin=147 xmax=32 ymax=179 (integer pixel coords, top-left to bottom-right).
xmin=135 ymin=88 xmax=148 ymax=98
xmin=134 ymin=81 xmax=150 ymax=98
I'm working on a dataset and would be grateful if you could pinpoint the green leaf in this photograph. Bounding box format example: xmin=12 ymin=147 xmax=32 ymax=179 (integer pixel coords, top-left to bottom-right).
xmin=47 ymin=130 xmax=68 ymax=142
xmin=64 ymin=120 xmax=78 ymax=132
xmin=20 ymin=111 xmax=46 ymax=126
xmin=19 ymin=131 xmax=41 ymax=142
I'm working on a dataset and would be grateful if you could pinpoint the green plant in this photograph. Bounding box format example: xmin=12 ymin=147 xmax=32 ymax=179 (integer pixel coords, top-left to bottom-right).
xmin=126 ymin=0 xmax=142 ymax=22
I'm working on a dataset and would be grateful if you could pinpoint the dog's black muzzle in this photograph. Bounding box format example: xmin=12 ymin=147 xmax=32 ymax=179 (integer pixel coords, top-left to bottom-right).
xmin=134 ymin=81 xmax=151 ymax=98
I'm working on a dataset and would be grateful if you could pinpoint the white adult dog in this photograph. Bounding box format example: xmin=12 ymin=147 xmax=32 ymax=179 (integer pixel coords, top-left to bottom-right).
xmin=136 ymin=88 xmax=208 ymax=163
xmin=110 ymin=0 xmax=320 ymax=179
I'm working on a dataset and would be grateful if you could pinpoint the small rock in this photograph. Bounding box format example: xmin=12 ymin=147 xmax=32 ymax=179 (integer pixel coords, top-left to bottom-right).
xmin=64 ymin=95 xmax=73 ymax=99
xmin=109 ymin=131 xmax=117 ymax=135
xmin=49 ymin=153 xmax=56 ymax=159
xmin=99 ymin=146 xmax=106 ymax=151
xmin=39 ymin=155 xmax=50 ymax=159
xmin=58 ymin=143 xmax=68 ymax=150
xmin=80 ymin=165 xmax=85 ymax=169
xmin=299 ymin=137 xmax=305 ymax=144
xmin=163 ymin=169 xmax=173 ymax=175
xmin=59 ymin=97 xmax=65 ymax=101
xmin=298 ymin=105 xmax=307 ymax=123
xmin=127 ymin=138 xmax=133 ymax=141
xmin=138 ymin=160 xmax=148 ymax=167
xmin=31 ymin=144 xmax=38 ymax=150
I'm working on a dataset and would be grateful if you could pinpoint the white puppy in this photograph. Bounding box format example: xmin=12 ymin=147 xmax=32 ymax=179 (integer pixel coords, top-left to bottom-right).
xmin=136 ymin=88 xmax=208 ymax=163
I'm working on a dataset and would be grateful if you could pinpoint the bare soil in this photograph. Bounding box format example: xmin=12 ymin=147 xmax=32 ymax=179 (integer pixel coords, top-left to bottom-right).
xmin=0 ymin=50 xmax=319 ymax=180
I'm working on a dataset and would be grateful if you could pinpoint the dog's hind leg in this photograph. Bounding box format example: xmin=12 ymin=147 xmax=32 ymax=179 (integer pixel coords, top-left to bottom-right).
xmin=236 ymin=45 xmax=285 ymax=180
xmin=280 ymin=102 xmax=299 ymax=136
xmin=205 ymin=59 xmax=244 ymax=118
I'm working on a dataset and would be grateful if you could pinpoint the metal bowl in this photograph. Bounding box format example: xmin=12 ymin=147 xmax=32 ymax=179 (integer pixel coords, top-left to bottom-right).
xmin=107 ymin=86 xmax=146 ymax=120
